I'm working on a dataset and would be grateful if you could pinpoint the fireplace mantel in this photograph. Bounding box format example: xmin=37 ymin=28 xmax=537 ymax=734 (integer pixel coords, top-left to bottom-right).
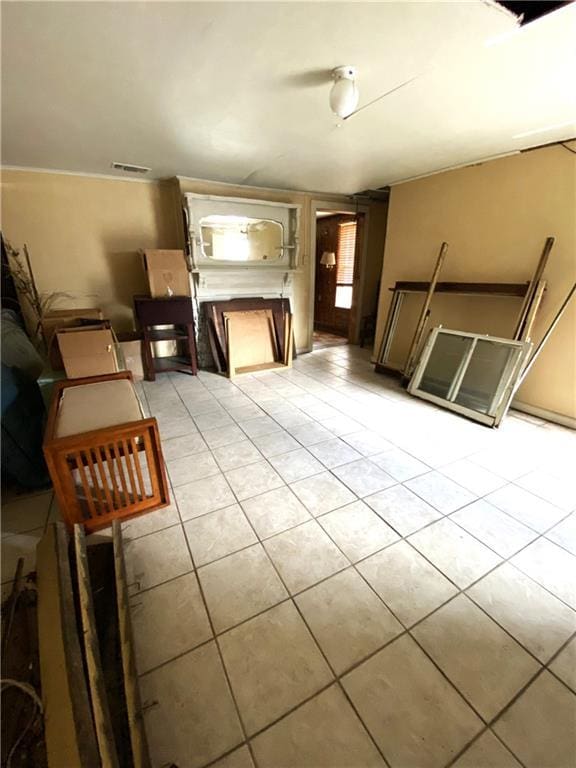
xmin=183 ymin=192 xmax=301 ymax=366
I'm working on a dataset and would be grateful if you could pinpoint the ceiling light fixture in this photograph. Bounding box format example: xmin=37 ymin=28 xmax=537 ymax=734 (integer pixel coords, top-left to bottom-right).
xmin=329 ymin=66 xmax=359 ymax=119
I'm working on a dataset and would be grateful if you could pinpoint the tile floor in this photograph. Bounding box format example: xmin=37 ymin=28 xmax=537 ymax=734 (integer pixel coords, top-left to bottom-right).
xmin=312 ymin=329 xmax=348 ymax=349
xmin=2 ymin=344 xmax=576 ymax=768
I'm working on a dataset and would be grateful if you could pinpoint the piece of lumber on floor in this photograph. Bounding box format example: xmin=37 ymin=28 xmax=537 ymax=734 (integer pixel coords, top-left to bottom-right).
xmin=74 ymin=525 xmax=120 ymax=768
xmin=36 ymin=523 xmax=99 ymax=768
xmin=112 ymin=521 xmax=151 ymax=768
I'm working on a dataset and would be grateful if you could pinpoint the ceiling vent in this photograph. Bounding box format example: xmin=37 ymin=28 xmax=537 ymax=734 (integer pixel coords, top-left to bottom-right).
xmin=111 ymin=162 xmax=151 ymax=174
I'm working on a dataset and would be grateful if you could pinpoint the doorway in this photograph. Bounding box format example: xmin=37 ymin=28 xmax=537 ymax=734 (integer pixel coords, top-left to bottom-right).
xmin=313 ymin=210 xmax=365 ymax=349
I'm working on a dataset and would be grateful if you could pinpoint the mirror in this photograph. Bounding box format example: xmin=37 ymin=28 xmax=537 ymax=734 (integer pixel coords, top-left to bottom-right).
xmin=199 ymin=215 xmax=284 ymax=262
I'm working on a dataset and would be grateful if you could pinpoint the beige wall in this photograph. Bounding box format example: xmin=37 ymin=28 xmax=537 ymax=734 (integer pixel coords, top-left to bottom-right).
xmin=361 ymin=201 xmax=388 ymax=320
xmin=375 ymin=142 xmax=576 ymax=420
xmin=1 ymin=170 xmax=180 ymax=331
xmin=0 ymin=169 xmax=362 ymax=352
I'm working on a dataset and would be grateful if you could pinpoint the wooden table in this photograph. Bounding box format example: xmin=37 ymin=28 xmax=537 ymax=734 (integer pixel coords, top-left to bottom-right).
xmin=134 ymin=295 xmax=198 ymax=381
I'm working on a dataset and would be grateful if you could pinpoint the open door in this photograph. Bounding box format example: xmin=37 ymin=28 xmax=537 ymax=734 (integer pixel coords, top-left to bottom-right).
xmin=314 ymin=212 xmax=364 ymax=347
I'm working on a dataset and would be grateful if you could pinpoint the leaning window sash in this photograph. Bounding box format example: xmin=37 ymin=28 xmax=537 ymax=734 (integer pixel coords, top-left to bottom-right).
xmin=407 ymin=327 xmax=532 ymax=428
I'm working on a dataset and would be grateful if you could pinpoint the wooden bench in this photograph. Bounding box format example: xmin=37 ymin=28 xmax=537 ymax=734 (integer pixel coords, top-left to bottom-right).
xmin=43 ymin=372 xmax=169 ymax=532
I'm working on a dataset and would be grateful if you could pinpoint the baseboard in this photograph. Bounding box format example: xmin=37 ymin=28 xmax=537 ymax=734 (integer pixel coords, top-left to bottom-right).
xmin=510 ymin=399 xmax=576 ymax=430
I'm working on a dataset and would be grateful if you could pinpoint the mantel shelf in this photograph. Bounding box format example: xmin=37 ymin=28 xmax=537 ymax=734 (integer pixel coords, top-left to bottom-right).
xmin=191 ymin=265 xmax=299 ymax=274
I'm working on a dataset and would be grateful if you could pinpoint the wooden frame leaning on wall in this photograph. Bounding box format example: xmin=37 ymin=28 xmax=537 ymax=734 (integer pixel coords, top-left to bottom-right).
xmin=376 ymin=281 xmax=531 ymax=375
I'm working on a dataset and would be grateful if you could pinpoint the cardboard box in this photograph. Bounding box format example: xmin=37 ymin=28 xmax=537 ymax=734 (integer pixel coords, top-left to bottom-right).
xmin=42 ymin=308 xmax=104 ymax=370
xmin=141 ymin=250 xmax=191 ymax=298
xmin=57 ymin=326 xmax=119 ymax=379
xmin=117 ymin=332 xmax=144 ymax=381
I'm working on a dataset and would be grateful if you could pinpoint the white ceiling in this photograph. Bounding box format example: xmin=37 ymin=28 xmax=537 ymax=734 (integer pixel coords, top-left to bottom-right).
xmin=2 ymin=1 xmax=575 ymax=194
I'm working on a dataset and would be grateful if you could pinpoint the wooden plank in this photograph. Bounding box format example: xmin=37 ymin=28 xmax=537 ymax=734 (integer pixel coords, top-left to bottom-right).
xmin=225 ymin=316 xmax=236 ymax=379
xmin=37 ymin=523 xmax=100 ymax=768
xmin=403 ymin=242 xmax=448 ymax=378
xmin=235 ymin=361 xmax=291 ymax=374
xmin=112 ymin=521 xmax=151 ymax=768
xmin=74 ymin=525 xmax=120 ymax=768
xmin=513 ymin=237 xmax=555 ymax=340
xmin=390 ymin=281 xmax=529 ymax=297
xmin=520 ymin=280 xmax=547 ymax=342
xmin=284 ymin=313 xmax=294 ymax=368
xmin=207 ymin=316 xmax=225 ymax=373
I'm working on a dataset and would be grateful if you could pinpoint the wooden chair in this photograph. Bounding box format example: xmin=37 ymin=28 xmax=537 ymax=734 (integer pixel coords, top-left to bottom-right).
xmin=43 ymin=371 xmax=169 ymax=532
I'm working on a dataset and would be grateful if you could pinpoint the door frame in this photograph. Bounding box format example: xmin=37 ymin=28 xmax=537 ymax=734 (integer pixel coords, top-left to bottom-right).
xmin=307 ymin=199 xmax=370 ymax=352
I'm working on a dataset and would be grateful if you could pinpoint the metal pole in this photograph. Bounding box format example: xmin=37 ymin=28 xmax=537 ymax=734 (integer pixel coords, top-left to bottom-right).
xmin=514 ymin=282 xmax=576 ymax=392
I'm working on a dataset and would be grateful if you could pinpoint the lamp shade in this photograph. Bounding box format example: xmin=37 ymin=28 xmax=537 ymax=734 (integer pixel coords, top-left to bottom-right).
xmin=330 ymin=66 xmax=359 ymax=119
xmin=320 ymin=251 xmax=336 ymax=267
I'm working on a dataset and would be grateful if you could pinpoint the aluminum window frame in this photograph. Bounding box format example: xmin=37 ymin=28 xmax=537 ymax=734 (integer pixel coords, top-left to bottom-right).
xmin=407 ymin=327 xmax=532 ymax=427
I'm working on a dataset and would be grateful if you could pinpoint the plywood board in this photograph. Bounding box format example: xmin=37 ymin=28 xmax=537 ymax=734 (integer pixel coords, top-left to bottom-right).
xmin=224 ymin=309 xmax=278 ymax=370
xmin=203 ymin=297 xmax=293 ymax=372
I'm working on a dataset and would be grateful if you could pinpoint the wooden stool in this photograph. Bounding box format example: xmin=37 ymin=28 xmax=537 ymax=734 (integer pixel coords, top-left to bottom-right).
xmin=43 ymin=372 xmax=169 ymax=532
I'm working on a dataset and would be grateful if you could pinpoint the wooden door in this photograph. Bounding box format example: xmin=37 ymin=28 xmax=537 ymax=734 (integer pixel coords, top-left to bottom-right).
xmin=314 ymin=216 xmax=339 ymax=332
xmin=314 ymin=215 xmax=355 ymax=336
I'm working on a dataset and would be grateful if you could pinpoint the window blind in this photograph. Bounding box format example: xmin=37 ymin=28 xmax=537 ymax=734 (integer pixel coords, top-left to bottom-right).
xmin=336 ymin=221 xmax=357 ymax=285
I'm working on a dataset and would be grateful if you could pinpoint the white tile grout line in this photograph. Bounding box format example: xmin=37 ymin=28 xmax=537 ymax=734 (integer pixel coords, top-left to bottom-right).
xmin=157 ymin=485 xmax=261 ymax=768
xmin=6 ymin=349 xmax=572 ymax=764
xmin=188 ymin=428 xmax=394 ymax=767
xmin=144 ymin=363 xmax=576 ymax=625
xmin=130 ymin=364 xmax=576 ymax=768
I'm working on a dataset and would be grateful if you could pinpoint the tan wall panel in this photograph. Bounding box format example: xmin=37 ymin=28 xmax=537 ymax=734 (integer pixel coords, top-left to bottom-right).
xmin=375 ymin=143 xmax=576 ymax=419
xmin=1 ymin=171 xmax=180 ymax=332
xmin=0 ymin=167 xmax=388 ymax=357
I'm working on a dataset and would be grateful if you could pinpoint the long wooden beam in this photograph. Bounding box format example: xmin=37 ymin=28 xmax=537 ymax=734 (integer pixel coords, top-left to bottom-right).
xmin=513 ymin=236 xmax=555 ymax=339
xmin=520 ymin=280 xmax=547 ymax=342
xmin=390 ymin=281 xmax=528 ymax=297
xmin=403 ymin=242 xmax=448 ymax=379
